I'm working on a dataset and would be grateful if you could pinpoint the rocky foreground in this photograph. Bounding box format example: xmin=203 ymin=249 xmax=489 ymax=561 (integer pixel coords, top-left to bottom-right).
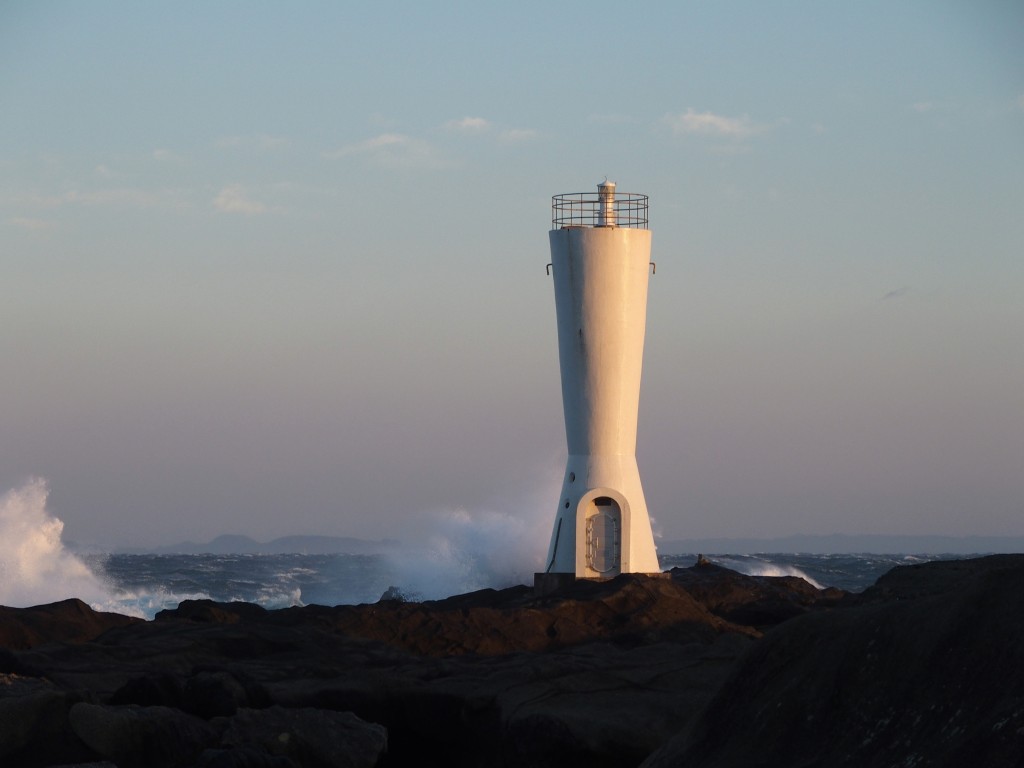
xmin=1 ymin=555 xmax=1022 ymax=767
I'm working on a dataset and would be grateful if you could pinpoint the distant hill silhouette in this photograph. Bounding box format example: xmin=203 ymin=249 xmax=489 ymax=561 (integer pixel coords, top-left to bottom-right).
xmin=108 ymin=532 xmax=1024 ymax=556
xmin=657 ymin=533 xmax=1024 ymax=555
xmin=124 ymin=534 xmax=399 ymax=555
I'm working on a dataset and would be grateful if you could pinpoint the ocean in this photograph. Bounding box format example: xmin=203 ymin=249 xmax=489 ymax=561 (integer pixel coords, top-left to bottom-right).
xmin=0 ymin=479 xmax=976 ymax=619
xmin=64 ymin=550 xmax=955 ymax=620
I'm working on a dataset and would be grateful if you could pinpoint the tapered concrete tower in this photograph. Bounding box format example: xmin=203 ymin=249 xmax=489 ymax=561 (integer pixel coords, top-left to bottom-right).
xmin=543 ymin=181 xmax=660 ymax=578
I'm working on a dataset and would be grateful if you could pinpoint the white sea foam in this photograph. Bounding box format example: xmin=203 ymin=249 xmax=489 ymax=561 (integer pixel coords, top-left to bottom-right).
xmin=714 ymin=556 xmax=826 ymax=589
xmin=102 ymin=587 xmax=214 ymax=618
xmin=0 ymin=478 xmax=124 ymax=610
xmin=254 ymin=586 xmax=304 ymax=610
xmin=385 ymin=504 xmax=550 ymax=600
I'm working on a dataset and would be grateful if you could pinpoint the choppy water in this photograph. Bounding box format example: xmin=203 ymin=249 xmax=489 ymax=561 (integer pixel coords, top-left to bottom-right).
xmin=0 ymin=478 xmax=972 ymax=620
xmin=658 ymin=552 xmax=950 ymax=592
xmin=82 ymin=552 xmax=396 ymax=617
xmin=70 ymin=550 xmax=960 ymax=620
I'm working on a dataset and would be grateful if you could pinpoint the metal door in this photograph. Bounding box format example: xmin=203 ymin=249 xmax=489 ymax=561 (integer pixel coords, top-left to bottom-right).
xmin=586 ymin=497 xmax=621 ymax=575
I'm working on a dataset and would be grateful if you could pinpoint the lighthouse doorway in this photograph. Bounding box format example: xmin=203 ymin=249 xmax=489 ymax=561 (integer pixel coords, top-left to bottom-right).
xmin=585 ymin=497 xmax=621 ymax=576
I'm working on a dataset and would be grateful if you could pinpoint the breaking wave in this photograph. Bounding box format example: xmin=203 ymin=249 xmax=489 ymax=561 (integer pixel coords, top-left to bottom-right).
xmin=382 ymin=505 xmax=549 ymax=600
xmin=0 ymin=479 xmax=124 ymax=611
xmin=709 ymin=555 xmax=826 ymax=589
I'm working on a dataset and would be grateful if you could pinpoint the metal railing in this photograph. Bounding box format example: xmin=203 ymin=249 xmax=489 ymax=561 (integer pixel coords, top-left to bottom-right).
xmin=552 ymin=192 xmax=648 ymax=229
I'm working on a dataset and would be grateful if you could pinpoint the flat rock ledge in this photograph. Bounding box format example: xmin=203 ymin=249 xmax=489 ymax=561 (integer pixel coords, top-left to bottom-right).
xmin=1 ymin=555 xmax=1022 ymax=767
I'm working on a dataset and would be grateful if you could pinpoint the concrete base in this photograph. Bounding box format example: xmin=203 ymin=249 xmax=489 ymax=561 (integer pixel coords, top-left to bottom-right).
xmin=533 ymin=572 xmax=578 ymax=597
xmin=534 ymin=571 xmax=666 ymax=596
xmin=535 ymin=570 xmax=671 ymax=597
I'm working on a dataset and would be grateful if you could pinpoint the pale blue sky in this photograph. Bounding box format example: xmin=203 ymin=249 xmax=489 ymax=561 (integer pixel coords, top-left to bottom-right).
xmin=1 ymin=1 xmax=1022 ymax=548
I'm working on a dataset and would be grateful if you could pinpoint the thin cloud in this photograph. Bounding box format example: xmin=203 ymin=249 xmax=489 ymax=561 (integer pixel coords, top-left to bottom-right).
xmin=445 ymin=117 xmax=491 ymax=132
xmin=439 ymin=116 xmax=539 ymax=146
xmin=323 ymin=133 xmax=445 ymax=169
xmin=910 ymin=101 xmax=935 ymax=113
xmin=213 ymin=184 xmax=267 ymax=215
xmin=327 ymin=133 xmax=407 ymax=156
xmin=664 ymin=109 xmax=767 ymax=138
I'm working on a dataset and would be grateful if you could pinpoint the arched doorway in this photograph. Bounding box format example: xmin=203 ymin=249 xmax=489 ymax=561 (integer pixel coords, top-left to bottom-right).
xmin=585 ymin=496 xmax=622 ymax=576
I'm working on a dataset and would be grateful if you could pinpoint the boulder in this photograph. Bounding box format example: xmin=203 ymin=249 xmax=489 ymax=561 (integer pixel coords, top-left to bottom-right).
xmin=183 ymin=670 xmax=256 ymax=718
xmin=0 ymin=674 xmax=94 ymax=766
xmin=110 ymin=672 xmax=185 ymax=708
xmin=68 ymin=702 xmax=219 ymax=768
xmin=218 ymin=706 xmax=387 ymax=768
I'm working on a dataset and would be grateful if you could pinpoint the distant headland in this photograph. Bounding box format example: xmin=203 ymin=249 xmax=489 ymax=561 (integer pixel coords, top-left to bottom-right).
xmin=84 ymin=532 xmax=1024 ymax=556
xmin=658 ymin=533 xmax=1024 ymax=555
xmin=99 ymin=534 xmax=400 ymax=556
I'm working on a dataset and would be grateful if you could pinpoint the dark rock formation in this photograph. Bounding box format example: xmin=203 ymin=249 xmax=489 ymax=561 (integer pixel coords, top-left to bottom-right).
xmin=0 ymin=599 xmax=141 ymax=651
xmin=1 ymin=556 xmax=1022 ymax=767
xmin=666 ymin=559 xmax=846 ymax=629
xmin=642 ymin=554 xmax=1024 ymax=768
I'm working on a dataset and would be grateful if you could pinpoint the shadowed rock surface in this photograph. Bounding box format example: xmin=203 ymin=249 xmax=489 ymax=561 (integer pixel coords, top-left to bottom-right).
xmin=0 ymin=600 xmax=141 ymax=651
xmin=642 ymin=554 xmax=1024 ymax=768
xmin=1 ymin=556 xmax=1022 ymax=767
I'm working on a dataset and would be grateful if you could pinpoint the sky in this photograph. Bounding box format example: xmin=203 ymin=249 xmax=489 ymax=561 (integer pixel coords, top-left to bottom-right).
xmin=1 ymin=1 xmax=1022 ymax=550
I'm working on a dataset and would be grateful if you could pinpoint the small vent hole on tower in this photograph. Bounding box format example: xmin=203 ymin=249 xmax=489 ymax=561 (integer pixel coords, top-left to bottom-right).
xmin=569 ymin=472 xmax=575 ymax=483
xmin=564 ymin=500 xmax=570 ymax=509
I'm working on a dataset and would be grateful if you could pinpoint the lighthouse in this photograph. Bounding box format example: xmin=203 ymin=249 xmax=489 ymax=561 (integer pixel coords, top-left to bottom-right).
xmin=542 ymin=181 xmax=661 ymax=580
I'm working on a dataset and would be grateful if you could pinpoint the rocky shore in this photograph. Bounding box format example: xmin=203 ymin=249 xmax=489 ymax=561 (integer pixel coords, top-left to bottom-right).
xmin=1 ymin=555 xmax=1022 ymax=767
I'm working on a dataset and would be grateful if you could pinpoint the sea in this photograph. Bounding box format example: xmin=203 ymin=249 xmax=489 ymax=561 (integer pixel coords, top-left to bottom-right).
xmin=60 ymin=550 xmax=951 ymax=620
xmin=0 ymin=479 xmax=979 ymax=619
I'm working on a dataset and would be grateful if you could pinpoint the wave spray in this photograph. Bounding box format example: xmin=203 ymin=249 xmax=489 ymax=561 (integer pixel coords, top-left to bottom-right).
xmin=0 ymin=478 xmax=115 ymax=609
xmin=383 ymin=505 xmax=549 ymax=600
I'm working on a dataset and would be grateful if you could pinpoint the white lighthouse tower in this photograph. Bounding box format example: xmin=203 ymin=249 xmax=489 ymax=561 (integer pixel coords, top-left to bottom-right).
xmin=542 ymin=181 xmax=661 ymax=580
